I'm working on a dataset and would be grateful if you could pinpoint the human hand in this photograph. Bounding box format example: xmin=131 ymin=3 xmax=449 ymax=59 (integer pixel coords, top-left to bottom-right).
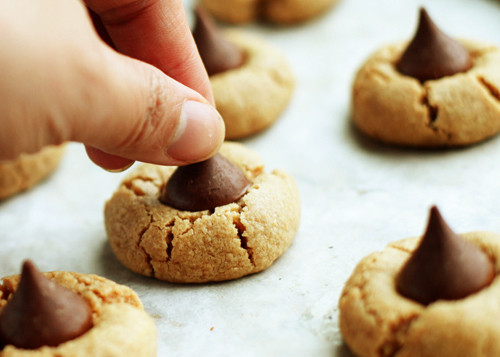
xmin=0 ymin=0 xmax=224 ymax=171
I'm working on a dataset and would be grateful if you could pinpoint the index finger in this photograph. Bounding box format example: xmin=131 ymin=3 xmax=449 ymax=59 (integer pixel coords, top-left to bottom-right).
xmin=86 ymin=0 xmax=213 ymax=104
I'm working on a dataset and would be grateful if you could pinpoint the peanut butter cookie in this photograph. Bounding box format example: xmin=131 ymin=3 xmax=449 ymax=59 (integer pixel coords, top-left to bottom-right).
xmin=0 ymin=145 xmax=65 ymax=200
xmin=352 ymin=9 xmax=500 ymax=147
xmin=339 ymin=208 xmax=500 ymax=357
xmin=200 ymin=0 xmax=338 ymax=25
xmin=0 ymin=265 xmax=157 ymax=357
xmin=193 ymin=8 xmax=295 ymax=139
xmin=104 ymin=142 xmax=301 ymax=283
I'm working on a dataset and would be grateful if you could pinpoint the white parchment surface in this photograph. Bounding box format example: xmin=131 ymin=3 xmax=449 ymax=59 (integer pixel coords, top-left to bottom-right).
xmin=1 ymin=0 xmax=500 ymax=355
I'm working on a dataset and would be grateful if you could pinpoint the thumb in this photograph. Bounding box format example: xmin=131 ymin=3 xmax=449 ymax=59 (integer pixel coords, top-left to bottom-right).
xmin=75 ymin=48 xmax=225 ymax=170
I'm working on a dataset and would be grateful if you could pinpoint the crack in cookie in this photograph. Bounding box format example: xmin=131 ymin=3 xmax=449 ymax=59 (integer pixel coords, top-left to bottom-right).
xmin=233 ymin=208 xmax=255 ymax=267
xmin=165 ymin=226 xmax=174 ymax=263
xmin=478 ymin=76 xmax=500 ymax=103
xmin=137 ymin=204 xmax=154 ymax=277
xmin=421 ymin=87 xmax=439 ymax=127
xmin=377 ymin=314 xmax=420 ymax=357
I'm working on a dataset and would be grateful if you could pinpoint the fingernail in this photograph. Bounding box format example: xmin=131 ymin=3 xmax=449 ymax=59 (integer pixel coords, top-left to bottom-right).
xmin=105 ymin=160 xmax=134 ymax=172
xmin=166 ymin=101 xmax=225 ymax=163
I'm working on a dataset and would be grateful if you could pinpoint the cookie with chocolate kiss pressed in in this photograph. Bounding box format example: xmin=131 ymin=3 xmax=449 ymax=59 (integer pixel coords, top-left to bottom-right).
xmin=0 ymin=260 xmax=93 ymax=350
xmin=193 ymin=8 xmax=295 ymax=139
xmin=104 ymin=142 xmax=301 ymax=283
xmin=338 ymin=207 xmax=500 ymax=357
xmin=351 ymin=8 xmax=500 ymax=147
xmin=200 ymin=0 xmax=338 ymax=25
xmin=0 ymin=145 xmax=65 ymax=201
xmin=0 ymin=261 xmax=156 ymax=357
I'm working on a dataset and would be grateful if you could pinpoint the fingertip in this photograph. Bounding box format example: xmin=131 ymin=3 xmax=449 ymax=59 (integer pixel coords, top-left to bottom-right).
xmin=165 ymin=100 xmax=225 ymax=164
xmin=85 ymin=145 xmax=134 ymax=172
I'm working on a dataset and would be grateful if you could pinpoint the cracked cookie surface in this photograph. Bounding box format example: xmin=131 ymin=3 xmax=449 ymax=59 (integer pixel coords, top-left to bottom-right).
xmin=201 ymin=0 xmax=338 ymax=24
xmin=105 ymin=142 xmax=301 ymax=283
xmin=351 ymin=40 xmax=500 ymax=147
xmin=0 ymin=145 xmax=65 ymax=200
xmin=210 ymin=31 xmax=295 ymax=139
xmin=0 ymin=271 xmax=157 ymax=357
xmin=338 ymin=231 xmax=500 ymax=357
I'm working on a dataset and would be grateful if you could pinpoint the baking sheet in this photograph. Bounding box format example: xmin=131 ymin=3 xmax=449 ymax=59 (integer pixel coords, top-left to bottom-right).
xmin=2 ymin=0 xmax=500 ymax=355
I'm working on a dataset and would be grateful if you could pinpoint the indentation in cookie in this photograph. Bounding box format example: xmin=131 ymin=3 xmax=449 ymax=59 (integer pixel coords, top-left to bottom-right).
xmin=124 ymin=177 xmax=157 ymax=196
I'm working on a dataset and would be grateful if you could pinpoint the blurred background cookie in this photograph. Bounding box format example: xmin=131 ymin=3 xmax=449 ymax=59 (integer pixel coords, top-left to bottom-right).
xmin=338 ymin=207 xmax=499 ymax=357
xmin=351 ymin=8 xmax=500 ymax=147
xmin=193 ymin=7 xmax=295 ymax=139
xmin=199 ymin=0 xmax=339 ymax=25
xmin=0 ymin=145 xmax=65 ymax=200
xmin=0 ymin=260 xmax=157 ymax=356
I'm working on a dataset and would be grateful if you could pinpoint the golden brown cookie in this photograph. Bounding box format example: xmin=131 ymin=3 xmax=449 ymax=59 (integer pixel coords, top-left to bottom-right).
xmin=104 ymin=142 xmax=301 ymax=283
xmin=351 ymin=40 xmax=500 ymax=147
xmin=0 ymin=145 xmax=65 ymax=200
xmin=338 ymin=231 xmax=500 ymax=357
xmin=0 ymin=270 xmax=157 ymax=357
xmin=200 ymin=0 xmax=338 ymax=25
xmin=210 ymin=30 xmax=295 ymax=139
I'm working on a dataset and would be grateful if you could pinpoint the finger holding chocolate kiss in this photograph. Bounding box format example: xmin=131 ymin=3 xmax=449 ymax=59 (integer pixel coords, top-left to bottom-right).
xmin=351 ymin=7 xmax=500 ymax=147
xmin=83 ymin=1 xmax=223 ymax=172
xmin=160 ymin=152 xmax=251 ymax=211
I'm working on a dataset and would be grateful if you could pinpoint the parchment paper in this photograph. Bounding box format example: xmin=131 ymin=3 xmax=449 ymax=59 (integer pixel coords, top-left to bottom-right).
xmin=1 ymin=0 xmax=500 ymax=355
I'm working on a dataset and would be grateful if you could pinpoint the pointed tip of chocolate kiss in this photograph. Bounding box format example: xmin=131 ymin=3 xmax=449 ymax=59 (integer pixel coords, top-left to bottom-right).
xmin=193 ymin=6 xmax=245 ymax=76
xmin=159 ymin=153 xmax=251 ymax=212
xmin=0 ymin=260 xmax=93 ymax=350
xmin=396 ymin=7 xmax=472 ymax=81
xmin=396 ymin=206 xmax=494 ymax=305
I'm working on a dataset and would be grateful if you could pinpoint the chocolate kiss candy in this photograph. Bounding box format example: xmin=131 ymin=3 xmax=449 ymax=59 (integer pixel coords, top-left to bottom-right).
xmin=396 ymin=206 xmax=494 ymax=305
xmin=160 ymin=153 xmax=251 ymax=211
xmin=396 ymin=8 xmax=472 ymax=81
xmin=0 ymin=260 xmax=93 ymax=349
xmin=193 ymin=6 xmax=245 ymax=76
